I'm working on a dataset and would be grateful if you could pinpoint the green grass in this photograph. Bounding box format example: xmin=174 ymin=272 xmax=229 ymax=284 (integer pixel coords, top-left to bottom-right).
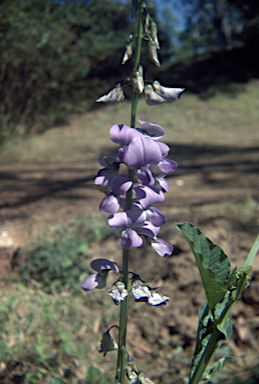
xmin=1 ymin=80 xmax=259 ymax=165
xmin=0 ymin=281 xmax=118 ymax=383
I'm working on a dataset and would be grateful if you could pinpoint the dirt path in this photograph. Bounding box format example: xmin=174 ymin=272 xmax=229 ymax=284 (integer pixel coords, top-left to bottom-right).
xmin=1 ymin=141 xmax=259 ymax=381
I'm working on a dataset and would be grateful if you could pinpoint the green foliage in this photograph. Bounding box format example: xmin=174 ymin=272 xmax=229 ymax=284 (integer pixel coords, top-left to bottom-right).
xmin=0 ymin=0 xmax=132 ymax=141
xmin=19 ymin=215 xmax=114 ymax=293
xmin=176 ymin=222 xmax=230 ymax=312
xmin=49 ymin=377 xmax=69 ymax=384
xmin=0 ymin=281 xmax=118 ymax=383
xmin=86 ymin=365 xmax=113 ymax=384
xmin=177 ymin=222 xmax=258 ymax=384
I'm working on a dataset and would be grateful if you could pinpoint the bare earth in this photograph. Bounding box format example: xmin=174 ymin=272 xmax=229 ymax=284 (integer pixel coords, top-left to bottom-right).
xmin=1 ymin=141 xmax=259 ymax=382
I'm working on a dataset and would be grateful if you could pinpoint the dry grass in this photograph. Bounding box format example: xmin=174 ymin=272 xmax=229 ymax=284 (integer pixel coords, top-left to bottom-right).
xmin=1 ymin=80 xmax=259 ymax=165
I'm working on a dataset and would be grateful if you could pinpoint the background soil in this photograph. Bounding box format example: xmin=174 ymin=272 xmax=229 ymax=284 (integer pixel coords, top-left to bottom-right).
xmin=1 ymin=138 xmax=259 ymax=383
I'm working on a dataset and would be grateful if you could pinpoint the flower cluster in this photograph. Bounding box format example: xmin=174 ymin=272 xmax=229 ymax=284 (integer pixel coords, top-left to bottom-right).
xmin=95 ymin=120 xmax=177 ymax=257
xmin=81 ymin=260 xmax=169 ymax=307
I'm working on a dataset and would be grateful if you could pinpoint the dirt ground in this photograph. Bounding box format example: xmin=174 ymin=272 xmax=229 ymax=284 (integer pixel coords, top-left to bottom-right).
xmin=1 ymin=141 xmax=259 ymax=383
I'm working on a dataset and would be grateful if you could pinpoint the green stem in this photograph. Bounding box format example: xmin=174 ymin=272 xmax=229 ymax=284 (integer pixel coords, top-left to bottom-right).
xmin=116 ymin=2 xmax=144 ymax=383
xmin=189 ymin=328 xmax=221 ymax=384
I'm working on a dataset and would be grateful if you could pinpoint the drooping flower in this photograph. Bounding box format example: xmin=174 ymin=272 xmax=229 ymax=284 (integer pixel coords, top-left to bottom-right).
xmin=99 ymin=329 xmax=118 ymax=356
xmin=81 ymin=258 xmax=119 ymax=291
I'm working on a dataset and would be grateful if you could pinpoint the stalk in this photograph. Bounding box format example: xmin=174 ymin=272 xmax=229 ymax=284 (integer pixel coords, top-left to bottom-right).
xmin=116 ymin=2 xmax=144 ymax=383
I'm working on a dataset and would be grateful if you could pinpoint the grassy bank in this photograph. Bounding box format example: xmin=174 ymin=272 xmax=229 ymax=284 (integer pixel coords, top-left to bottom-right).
xmin=0 ymin=80 xmax=259 ymax=165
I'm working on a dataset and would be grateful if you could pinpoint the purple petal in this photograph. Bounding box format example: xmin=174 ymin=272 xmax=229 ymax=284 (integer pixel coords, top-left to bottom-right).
xmin=133 ymin=185 xmax=165 ymax=209
xmin=120 ymin=228 xmax=143 ymax=248
xmin=156 ymin=158 xmax=178 ymax=174
xmin=95 ymin=174 xmax=132 ymax=195
xmin=109 ymin=124 xmax=143 ymax=145
xmin=138 ymin=120 xmax=165 ymax=139
xmin=146 ymin=207 xmax=167 ymax=227
xmin=124 ymin=136 xmax=162 ymax=169
xmin=81 ymin=273 xmax=107 ymax=291
xmin=90 ymin=259 xmax=120 ymax=273
xmin=98 ymin=154 xmax=120 ymax=168
xmin=137 ymin=166 xmax=155 ymax=186
xmin=108 ymin=209 xmax=146 ymax=229
xmin=156 ymin=142 xmax=170 ymax=157
xmin=151 ymin=238 xmax=174 ymax=257
xmin=155 ymin=176 xmax=170 ymax=192
xmin=100 ymin=195 xmax=120 ymax=214
xmin=136 ymin=221 xmax=160 ymax=238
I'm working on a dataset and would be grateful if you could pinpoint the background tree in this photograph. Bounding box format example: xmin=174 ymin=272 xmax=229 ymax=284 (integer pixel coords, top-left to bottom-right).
xmin=0 ymin=0 xmax=133 ymax=140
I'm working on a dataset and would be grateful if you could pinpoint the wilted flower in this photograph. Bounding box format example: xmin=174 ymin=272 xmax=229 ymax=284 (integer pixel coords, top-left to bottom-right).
xmin=81 ymin=258 xmax=119 ymax=291
xmin=99 ymin=329 xmax=118 ymax=356
xmin=109 ymin=281 xmax=129 ymax=305
xmin=96 ymin=83 xmax=125 ymax=103
xmin=131 ymin=278 xmax=170 ymax=306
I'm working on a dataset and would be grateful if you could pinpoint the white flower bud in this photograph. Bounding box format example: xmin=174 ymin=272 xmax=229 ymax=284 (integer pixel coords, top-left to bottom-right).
xmin=150 ymin=20 xmax=160 ymax=49
xmin=133 ymin=65 xmax=144 ymax=93
xmin=152 ymin=81 xmax=185 ymax=102
xmin=122 ymin=33 xmax=133 ymax=65
xmin=144 ymin=84 xmax=164 ymax=105
xmin=148 ymin=39 xmax=160 ymax=67
xmin=96 ymin=84 xmax=125 ymax=103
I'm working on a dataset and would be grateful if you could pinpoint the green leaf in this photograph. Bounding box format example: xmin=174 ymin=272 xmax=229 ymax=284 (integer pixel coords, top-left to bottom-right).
xmin=243 ymin=233 xmax=259 ymax=269
xmin=176 ymin=222 xmax=230 ymax=312
xmin=204 ymin=356 xmax=232 ymax=380
xmin=49 ymin=377 xmax=69 ymax=384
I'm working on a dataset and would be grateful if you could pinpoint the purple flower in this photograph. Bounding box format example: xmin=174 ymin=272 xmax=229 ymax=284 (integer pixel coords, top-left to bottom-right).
xmin=124 ymin=136 xmax=164 ymax=169
xmin=138 ymin=119 xmax=165 ymax=139
xmin=137 ymin=166 xmax=155 ymax=186
xmin=81 ymin=258 xmax=119 ymax=291
xmin=133 ymin=185 xmax=165 ymax=209
xmin=151 ymin=238 xmax=174 ymax=257
xmin=146 ymin=207 xmax=167 ymax=227
xmin=108 ymin=209 xmax=160 ymax=248
xmin=94 ymin=174 xmax=133 ymax=214
xmin=120 ymin=228 xmax=143 ymax=249
xmin=109 ymin=124 xmax=143 ymax=145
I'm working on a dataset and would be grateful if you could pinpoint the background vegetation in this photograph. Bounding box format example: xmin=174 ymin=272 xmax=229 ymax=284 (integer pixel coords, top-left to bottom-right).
xmin=1 ymin=0 xmax=258 ymax=143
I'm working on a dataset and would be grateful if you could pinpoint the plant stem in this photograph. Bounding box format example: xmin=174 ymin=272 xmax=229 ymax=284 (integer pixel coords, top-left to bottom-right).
xmin=189 ymin=328 xmax=221 ymax=384
xmin=116 ymin=2 xmax=144 ymax=383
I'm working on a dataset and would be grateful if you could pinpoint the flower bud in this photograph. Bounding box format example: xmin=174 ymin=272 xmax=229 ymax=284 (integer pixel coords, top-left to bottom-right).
xmin=152 ymin=81 xmax=185 ymax=102
xmin=150 ymin=20 xmax=159 ymax=49
xmin=133 ymin=64 xmax=144 ymax=94
xmin=148 ymin=39 xmax=160 ymax=67
xmin=96 ymin=84 xmax=125 ymax=103
xmin=122 ymin=33 xmax=133 ymax=65
xmin=144 ymin=84 xmax=164 ymax=106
